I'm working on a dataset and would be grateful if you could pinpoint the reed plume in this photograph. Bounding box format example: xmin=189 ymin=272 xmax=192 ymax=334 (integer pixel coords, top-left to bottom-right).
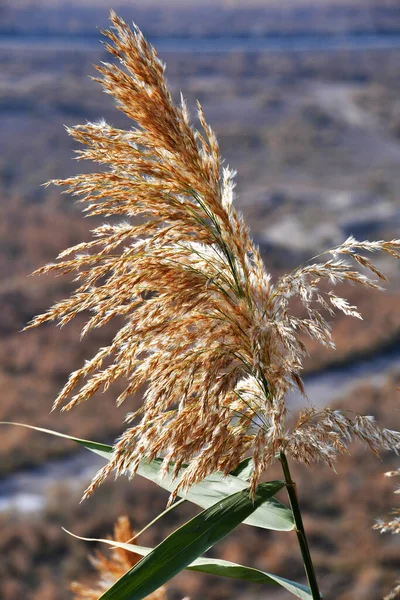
xmin=375 ymin=468 xmax=400 ymax=599
xmin=70 ymin=517 xmax=167 ymax=600
xmin=28 ymin=10 xmax=400 ymax=501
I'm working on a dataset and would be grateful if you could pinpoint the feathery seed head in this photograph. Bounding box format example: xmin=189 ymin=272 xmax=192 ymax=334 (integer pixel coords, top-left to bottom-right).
xmin=375 ymin=467 xmax=400 ymax=598
xmin=70 ymin=516 xmax=167 ymax=600
xmin=29 ymin=12 xmax=400 ymax=499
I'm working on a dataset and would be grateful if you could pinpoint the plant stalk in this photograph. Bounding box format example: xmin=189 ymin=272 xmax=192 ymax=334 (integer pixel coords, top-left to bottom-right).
xmin=279 ymin=451 xmax=321 ymax=599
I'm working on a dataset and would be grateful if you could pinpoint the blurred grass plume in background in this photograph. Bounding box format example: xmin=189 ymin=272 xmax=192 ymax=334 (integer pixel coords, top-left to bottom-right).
xmin=375 ymin=467 xmax=400 ymax=599
xmin=71 ymin=517 xmax=168 ymax=600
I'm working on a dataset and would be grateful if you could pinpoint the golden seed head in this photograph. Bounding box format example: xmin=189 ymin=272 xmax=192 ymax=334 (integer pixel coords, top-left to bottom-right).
xmin=30 ymin=11 xmax=400 ymax=499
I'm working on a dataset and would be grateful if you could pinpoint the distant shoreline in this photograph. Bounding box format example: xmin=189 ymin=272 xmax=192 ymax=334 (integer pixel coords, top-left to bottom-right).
xmin=2 ymin=32 xmax=400 ymax=53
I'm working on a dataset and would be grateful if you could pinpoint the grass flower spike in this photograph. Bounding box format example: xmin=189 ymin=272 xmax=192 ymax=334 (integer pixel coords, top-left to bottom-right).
xmin=28 ymin=11 xmax=400 ymax=504
xmin=71 ymin=517 xmax=167 ymax=599
xmin=375 ymin=468 xmax=400 ymax=599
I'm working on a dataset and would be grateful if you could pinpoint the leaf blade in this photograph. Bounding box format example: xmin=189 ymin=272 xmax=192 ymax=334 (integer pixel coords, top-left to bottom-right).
xmin=0 ymin=421 xmax=112 ymax=458
xmin=137 ymin=458 xmax=293 ymax=532
xmin=0 ymin=423 xmax=294 ymax=531
xmin=98 ymin=481 xmax=285 ymax=599
xmin=64 ymin=528 xmax=311 ymax=599
xmin=230 ymin=457 xmax=254 ymax=480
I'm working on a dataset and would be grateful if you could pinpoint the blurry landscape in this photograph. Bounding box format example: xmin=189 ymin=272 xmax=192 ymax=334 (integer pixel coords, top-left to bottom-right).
xmin=1 ymin=1 xmax=400 ymax=599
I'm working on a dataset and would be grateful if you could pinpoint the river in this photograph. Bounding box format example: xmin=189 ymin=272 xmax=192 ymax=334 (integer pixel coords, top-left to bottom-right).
xmin=1 ymin=342 xmax=399 ymax=514
xmin=1 ymin=33 xmax=400 ymax=53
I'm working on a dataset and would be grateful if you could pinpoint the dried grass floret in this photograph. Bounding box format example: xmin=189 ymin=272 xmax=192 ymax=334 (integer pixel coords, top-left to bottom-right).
xmin=375 ymin=469 xmax=400 ymax=537
xmin=374 ymin=468 xmax=400 ymax=599
xmin=70 ymin=516 xmax=167 ymax=600
xmin=28 ymin=11 xmax=400 ymax=501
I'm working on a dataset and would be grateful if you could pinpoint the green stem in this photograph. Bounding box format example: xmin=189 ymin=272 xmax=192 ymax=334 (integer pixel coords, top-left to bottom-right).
xmin=279 ymin=451 xmax=321 ymax=599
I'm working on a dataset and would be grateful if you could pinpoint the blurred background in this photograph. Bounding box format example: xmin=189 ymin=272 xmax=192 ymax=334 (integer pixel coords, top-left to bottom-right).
xmin=1 ymin=1 xmax=400 ymax=598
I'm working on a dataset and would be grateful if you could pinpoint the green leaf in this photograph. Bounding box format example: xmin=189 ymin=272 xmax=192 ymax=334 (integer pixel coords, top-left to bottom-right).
xmin=98 ymin=481 xmax=285 ymax=599
xmin=230 ymin=457 xmax=254 ymax=480
xmin=65 ymin=530 xmax=312 ymax=599
xmin=137 ymin=458 xmax=293 ymax=532
xmin=0 ymin=423 xmax=294 ymax=531
xmin=0 ymin=422 xmax=113 ymax=459
xmin=189 ymin=556 xmax=312 ymax=599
